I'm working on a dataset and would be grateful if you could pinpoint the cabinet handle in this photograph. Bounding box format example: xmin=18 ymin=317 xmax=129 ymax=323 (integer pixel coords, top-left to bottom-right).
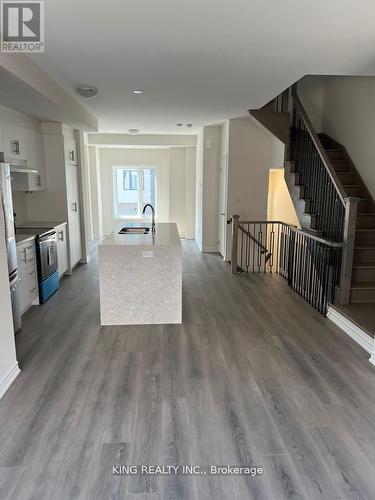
xmin=12 ymin=140 xmax=20 ymax=155
xmin=58 ymin=230 xmax=64 ymax=241
xmin=72 ymin=202 xmax=78 ymax=212
xmin=22 ymin=248 xmax=27 ymax=263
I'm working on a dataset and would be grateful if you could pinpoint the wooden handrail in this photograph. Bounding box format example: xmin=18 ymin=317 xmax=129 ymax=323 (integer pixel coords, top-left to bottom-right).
xmin=292 ymin=92 xmax=347 ymax=205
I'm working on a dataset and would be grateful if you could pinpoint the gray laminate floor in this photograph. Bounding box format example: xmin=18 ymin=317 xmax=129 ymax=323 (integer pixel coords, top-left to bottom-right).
xmin=1 ymin=240 xmax=375 ymax=499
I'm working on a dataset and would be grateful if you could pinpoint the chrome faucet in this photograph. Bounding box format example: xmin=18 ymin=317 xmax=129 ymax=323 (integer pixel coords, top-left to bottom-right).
xmin=142 ymin=204 xmax=155 ymax=233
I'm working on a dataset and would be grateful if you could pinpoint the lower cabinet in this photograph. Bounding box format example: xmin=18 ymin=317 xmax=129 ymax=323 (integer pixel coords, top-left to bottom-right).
xmin=68 ymin=215 xmax=82 ymax=269
xmin=56 ymin=223 xmax=68 ymax=278
xmin=17 ymin=239 xmax=39 ymax=314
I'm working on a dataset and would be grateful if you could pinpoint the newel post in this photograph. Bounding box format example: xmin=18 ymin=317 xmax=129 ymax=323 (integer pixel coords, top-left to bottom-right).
xmin=339 ymin=197 xmax=360 ymax=304
xmin=231 ymin=215 xmax=240 ymax=274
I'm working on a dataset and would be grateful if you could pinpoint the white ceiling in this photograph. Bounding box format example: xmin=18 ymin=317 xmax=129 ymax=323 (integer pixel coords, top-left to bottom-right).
xmin=30 ymin=0 xmax=375 ymax=134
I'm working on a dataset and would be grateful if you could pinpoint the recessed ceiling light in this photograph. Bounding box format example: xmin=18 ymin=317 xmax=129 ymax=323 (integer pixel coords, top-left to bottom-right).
xmin=186 ymin=124 xmax=193 ymax=128
xmin=76 ymin=86 xmax=100 ymax=99
xmin=176 ymin=123 xmax=183 ymax=127
xmin=133 ymin=90 xmax=143 ymax=95
xmin=128 ymin=128 xmax=140 ymax=135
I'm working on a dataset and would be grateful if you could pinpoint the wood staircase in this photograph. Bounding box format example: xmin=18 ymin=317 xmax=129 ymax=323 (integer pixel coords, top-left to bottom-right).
xmin=251 ymin=87 xmax=375 ymax=306
xmin=318 ymin=134 xmax=375 ymax=303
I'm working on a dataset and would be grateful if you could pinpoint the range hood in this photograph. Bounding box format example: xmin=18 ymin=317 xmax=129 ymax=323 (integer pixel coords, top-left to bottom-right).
xmin=0 ymin=152 xmax=37 ymax=173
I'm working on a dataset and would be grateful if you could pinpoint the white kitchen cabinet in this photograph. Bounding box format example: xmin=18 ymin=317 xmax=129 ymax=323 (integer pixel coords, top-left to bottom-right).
xmin=11 ymin=171 xmax=43 ymax=191
xmin=67 ymin=216 xmax=82 ymax=269
xmin=16 ymin=239 xmax=39 ymax=314
xmin=3 ymin=122 xmax=27 ymax=160
xmin=25 ymin=130 xmax=45 ymax=188
xmin=65 ymin=163 xmax=82 ymax=268
xmin=56 ymin=223 xmax=68 ymax=277
xmin=64 ymin=137 xmax=78 ymax=165
xmin=11 ymin=129 xmax=45 ymax=191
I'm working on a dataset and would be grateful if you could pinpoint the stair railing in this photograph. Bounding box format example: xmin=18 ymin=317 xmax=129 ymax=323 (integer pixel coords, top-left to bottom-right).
xmin=289 ymin=90 xmax=359 ymax=304
xmin=230 ymin=217 xmax=343 ymax=315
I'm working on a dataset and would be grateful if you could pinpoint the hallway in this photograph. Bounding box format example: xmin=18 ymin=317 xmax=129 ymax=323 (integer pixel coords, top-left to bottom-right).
xmin=1 ymin=241 xmax=375 ymax=499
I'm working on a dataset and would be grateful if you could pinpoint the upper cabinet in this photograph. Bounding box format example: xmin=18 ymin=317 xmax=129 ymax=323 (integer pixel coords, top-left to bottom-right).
xmin=2 ymin=123 xmax=27 ymax=160
xmin=26 ymin=129 xmax=45 ymax=189
xmin=11 ymin=129 xmax=46 ymax=191
xmin=64 ymin=137 xmax=77 ymax=165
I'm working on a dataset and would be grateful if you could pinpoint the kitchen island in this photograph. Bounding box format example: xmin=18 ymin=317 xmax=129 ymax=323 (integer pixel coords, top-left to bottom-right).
xmin=98 ymin=222 xmax=182 ymax=325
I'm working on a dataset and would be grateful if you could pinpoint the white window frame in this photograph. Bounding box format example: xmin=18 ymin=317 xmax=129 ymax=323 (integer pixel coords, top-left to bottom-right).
xmin=112 ymin=165 xmax=158 ymax=219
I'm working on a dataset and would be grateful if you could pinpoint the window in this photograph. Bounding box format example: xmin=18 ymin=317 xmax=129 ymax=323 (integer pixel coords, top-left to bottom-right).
xmin=113 ymin=166 xmax=157 ymax=218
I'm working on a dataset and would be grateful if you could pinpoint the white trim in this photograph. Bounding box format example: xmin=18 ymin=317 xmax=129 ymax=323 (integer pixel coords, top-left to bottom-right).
xmin=327 ymin=306 xmax=375 ymax=362
xmin=0 ymin=363 xmax=20 ymax=399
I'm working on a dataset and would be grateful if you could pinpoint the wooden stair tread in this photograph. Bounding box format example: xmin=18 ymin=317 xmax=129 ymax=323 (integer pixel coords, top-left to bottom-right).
xmin=352 ymin=264 xmax=375 ymax=269
xmin=356 ymin=229 xmax=375 ymax=232
xmin=351 ymin=282 xmax=375 ymax=289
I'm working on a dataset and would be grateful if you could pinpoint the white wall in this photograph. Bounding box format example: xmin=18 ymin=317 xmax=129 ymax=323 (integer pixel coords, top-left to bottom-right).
xmin=184 ymin=147 xmax=196 ymax=240
xmin=226 ymin=117 xmax=285 ymax=255
xmin=219 ymin=121 xmax=229 ymax=259
xmin=202 ymin=126 xmax=221 ymax=252
xmin=94 ymin=147 xmax=195 ymax=238
xmin=98 ymin=148 xmax=169 ymax=235
xmin=0 ymin=214 xmax=19 ymax=399
xmin=298 ymin=75 xmax=375 ymax=201
xmin=194 ymin=125 xmax=222 ymax=253
xmin=297 ymin=76 xmax=326 ymax=132
xmin=88 ymin=134 xmax=196 ymax=147
xmin=267 ymin=169 xmax=300 ymax=227
xmin=195 ymin=130 xmax=204 ymax=250
xmin=322 ymin=76 xmax=375 ymax=199
xmin=169 ymin=148 xmax=186 ymax=238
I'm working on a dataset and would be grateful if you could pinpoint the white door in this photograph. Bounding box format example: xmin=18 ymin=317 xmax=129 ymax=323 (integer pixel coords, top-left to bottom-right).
xmin=218 ymin=153 xmax=228 ymax=258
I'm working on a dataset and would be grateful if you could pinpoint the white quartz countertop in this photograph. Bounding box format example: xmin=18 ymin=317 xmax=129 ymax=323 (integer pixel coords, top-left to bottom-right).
xmin=16 ymin=234 xmax=36 ymax=245
xmin=101 ymin=222 xmax=181 ymax=247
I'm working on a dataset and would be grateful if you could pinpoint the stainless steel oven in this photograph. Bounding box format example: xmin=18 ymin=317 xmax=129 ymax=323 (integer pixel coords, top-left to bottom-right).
xmin=35 ymin=231 xmax=59 ymax=303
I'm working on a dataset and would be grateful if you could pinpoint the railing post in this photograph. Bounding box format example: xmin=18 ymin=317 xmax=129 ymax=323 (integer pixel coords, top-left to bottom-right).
xmin=339 ymin=196 xmax=360 ymax=304
xmin=231 ymin=215 xmax=240 ymax=274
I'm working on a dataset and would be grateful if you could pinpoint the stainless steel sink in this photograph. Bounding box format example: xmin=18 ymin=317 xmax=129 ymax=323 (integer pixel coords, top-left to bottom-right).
xmin=118 ymin=226 xmax=150 ymax=234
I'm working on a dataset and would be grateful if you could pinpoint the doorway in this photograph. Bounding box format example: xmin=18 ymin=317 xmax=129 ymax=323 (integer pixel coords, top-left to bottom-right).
xmin=218 ymin=153 xmax=228 ymax=258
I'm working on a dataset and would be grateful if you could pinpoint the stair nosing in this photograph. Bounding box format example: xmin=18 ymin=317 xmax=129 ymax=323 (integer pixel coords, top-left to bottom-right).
xmin=351 ymin=283 xmax=375 ymax=290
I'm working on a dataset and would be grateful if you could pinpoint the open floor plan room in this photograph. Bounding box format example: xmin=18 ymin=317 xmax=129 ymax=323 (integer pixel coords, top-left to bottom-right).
xmin=2 ymin=2 xmax=375 ymax=499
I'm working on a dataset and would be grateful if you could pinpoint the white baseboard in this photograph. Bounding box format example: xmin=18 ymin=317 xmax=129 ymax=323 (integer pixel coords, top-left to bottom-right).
xmin=327 ymin=306 xmax=375 ymax=361
xmin=0 ymin=363 xmax=20 ymax=399
xmin=203 ymin=246 xmax=218 ymax=253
